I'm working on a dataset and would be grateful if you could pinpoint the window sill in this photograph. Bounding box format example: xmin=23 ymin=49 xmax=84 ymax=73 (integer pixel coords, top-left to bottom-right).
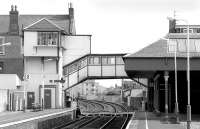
xmin=34 ymin=45 xmax=57 ymax=48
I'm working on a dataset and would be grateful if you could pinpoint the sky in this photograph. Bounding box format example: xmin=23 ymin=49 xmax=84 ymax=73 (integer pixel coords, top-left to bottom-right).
xmin=1 ymin=0 xmax=200 ymax=87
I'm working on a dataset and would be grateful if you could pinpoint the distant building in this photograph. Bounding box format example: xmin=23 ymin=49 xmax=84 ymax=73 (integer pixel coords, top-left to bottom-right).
xmin=70 ymin=80 xmax=106 ymax=100
xmin=122 ymin=79 xmax=147 ymax=110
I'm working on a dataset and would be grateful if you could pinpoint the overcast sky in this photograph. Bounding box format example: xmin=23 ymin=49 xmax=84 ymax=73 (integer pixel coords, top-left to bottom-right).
xmin=1 ymin=0 xmax=200 ymax=87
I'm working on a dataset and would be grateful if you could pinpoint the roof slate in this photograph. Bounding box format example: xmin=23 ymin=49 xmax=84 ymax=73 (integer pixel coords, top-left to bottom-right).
xmin=0 ymin=15 xmax=70 ymax=34
xmin=124 ymin=38 xmax=200 ymax=58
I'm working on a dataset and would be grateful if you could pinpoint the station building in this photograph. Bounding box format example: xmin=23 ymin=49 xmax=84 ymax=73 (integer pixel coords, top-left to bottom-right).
xmin=0 ymin=3 xmax=92 ymax=110
xmin=123 ymin=19 xmax=200 ymax=114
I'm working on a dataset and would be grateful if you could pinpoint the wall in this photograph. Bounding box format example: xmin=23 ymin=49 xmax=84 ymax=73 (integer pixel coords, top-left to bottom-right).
xmin=63 ymin=35 xmax=91 ymax=65
xmin=0 ymin=35 xmax=23 ymax=79
xmin=0 ymin=74 xmax=21 ymax=89
xmin=24 ymin=57 xmax=60 ymax=108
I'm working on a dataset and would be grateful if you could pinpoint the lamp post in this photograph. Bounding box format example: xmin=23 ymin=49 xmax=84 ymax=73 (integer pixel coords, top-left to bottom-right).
xmin=174 ymin=38 xmax=179 ymax=123
xmin=170 ymin=18 xmax=191 ymax=128
xmin=162 ymin=34 xmax=180 ymax=122
xmin=186 ymin=20 xmax=191 ymax=129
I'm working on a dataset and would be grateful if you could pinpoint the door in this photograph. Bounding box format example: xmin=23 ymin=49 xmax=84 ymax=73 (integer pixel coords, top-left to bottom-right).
xmin=27 ymin=92 xmax=35 ymax=109
xmin=44 ymin=89 xmax=51 ymax=109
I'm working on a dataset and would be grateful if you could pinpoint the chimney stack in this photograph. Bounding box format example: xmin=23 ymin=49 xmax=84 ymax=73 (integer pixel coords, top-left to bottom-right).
xmin=9 ymin=5 xmax=19 ymax=35
xmin=169 ymin=18 xmax=176 ymax=33
xmin=68 ymin=3 xmax=75 ymax=34
xmin=69 ymin=3 xmax=74 ymax=19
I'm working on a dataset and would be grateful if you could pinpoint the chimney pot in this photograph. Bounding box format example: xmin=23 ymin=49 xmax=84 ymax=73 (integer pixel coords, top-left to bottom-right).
xmin=14 ymin=5 xmax=17 ymax=11
xmin=11 ymin=5 xmax=14 ymax=11
xmin=70 ymin=3 xmax=73 ymax=8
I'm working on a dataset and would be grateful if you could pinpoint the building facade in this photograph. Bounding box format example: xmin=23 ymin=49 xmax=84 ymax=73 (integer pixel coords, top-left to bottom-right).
xmin=23 ymin=4 xmax=76 ymax=109
xmin=0 ymin=3 xmax=79 ymax=110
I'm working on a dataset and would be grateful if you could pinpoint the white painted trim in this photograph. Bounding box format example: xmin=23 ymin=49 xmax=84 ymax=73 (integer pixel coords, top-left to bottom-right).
xmin=0 ymin=109 xmax=75 ymax=128
xmin=45 ymin=18 xmax=64 ymax=31
xmin=24 ymin=18 xmax=45 ymax=30
xmin=125 ymin=112 xmax=135 ymax=129
xmin=145 ymin=112 xmax=149 ymax=129
xmin=24 ymin=18 xmax=64 ymax=31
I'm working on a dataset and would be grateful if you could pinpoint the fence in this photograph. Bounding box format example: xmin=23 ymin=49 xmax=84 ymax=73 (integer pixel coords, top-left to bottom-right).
xmin=0 ymin=89 xmax=8 ymax=112
xmin=0 ymin=89 xmax=24 ymax=112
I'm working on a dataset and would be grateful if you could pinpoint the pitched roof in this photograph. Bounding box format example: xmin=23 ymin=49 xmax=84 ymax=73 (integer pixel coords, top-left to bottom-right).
xmin=0 ymin=15 xmax=70 ymax=34
xmin=24 ymin=18 xmax=64 ymax=31
xmin=124 ymin=38 xmax=200 ymax=58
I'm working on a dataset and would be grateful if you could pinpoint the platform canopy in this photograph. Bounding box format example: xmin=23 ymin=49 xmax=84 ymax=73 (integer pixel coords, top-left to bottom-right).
xmin=123 ymin=34 xmax=200 ymax=78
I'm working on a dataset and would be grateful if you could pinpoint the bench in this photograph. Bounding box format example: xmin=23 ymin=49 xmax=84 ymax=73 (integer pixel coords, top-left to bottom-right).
xmin=32 ymin=103 xmax=42 ymax=112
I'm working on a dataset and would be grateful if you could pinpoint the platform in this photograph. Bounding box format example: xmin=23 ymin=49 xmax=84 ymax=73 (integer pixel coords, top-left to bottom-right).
xmin=0 ymin=108 xmax=74 ymax=128
xmin=126 ymin=111 xmax=185 ymax=129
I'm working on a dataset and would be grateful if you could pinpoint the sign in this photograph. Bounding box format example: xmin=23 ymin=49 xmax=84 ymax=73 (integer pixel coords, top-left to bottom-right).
xmin=49 ymin=78 xmax=65 ymax=83
xmin=23 ymin=74 xmax=30 ymax=80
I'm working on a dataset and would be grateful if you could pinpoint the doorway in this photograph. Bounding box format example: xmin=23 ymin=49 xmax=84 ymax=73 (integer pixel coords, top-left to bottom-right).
xmin=27 ymin=92 xmax=35 ymax=109
xmin=44 ymin=89 xmax=51 ymax=109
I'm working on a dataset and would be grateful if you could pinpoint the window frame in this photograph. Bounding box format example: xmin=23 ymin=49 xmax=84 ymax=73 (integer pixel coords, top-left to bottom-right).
xmin=102 ymin=56 xmax=115 ymax=65
xmin=88 ymin=56 xmax=101 ymax=65
xmin=37 ymin=32 xmax=59 ymax=46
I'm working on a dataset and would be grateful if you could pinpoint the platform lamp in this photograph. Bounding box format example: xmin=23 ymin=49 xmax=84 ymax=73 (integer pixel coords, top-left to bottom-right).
xmin=168 ymin=17 xmax=191 ymax=128
xmin=162 ymin=32 xmax=179 ymax=123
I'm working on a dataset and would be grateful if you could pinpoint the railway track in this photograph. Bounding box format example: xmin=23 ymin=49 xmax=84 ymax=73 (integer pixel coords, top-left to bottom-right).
xmin=55 ymin=99 xmax=133 ymax=129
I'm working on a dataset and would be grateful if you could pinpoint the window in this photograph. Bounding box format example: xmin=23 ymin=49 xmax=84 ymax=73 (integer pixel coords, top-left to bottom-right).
xmin=38 ymin=32 xmax=58 ymax=45
xmin=108 ymin=57 xmax=115 ymax=64
xmin=68 ymin=62 xmax=78 ymax=74
xmin=102 ymin=56 xmax=115 ymax=65
xmin=116 ymin=56 xmax=124 ymax=64
xmin=79 ymin=58 xmax=87 ymax=68
xmin=195 ymin=40 xmax=200 ymax=52
xmin=88 ymin=56 xmax=100 ymax=65
xmin=168 ymin=39 xmax=176 ymax=53
xmin=168 ymin=39 xmax=200 ymax=53
xmin=183 ymin=29 xmax=193 ymax=33
xmin=177 ymin=39 xmax=186 ymax=52
xmin=0 ymin=37 xmax=4 ymax=54
xmin=102 ymin=57 xmax=107 ymax=64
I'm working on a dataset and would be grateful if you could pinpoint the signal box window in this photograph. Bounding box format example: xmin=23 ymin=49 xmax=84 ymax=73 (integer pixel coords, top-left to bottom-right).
xmin=38 ymin=32 xmax=58 ymax=46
